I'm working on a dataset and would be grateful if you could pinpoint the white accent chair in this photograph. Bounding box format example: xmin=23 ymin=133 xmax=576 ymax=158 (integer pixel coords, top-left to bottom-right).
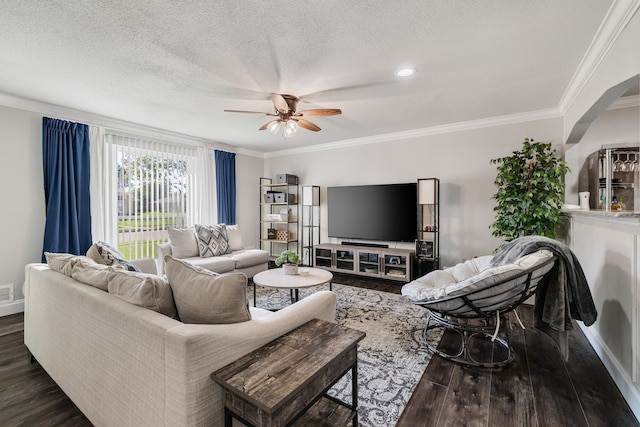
xmin=402 ymin=250 xmax=557 ymax=367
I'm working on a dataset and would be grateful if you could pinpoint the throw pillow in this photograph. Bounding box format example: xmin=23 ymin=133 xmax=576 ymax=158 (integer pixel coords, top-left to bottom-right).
xmin=164 ymin=255 xmax=250 ymax=324
xmin=226 ymin=224 xmax=244 ymax=251
xmin=107 ymin=269 xmax=177 ymax=318
xmin=195 ymin=224 xmax=231 ymax=257
xmin=86 ymin=241 xmax=141 ymax=272
xmin=167 ymin=227 xmax=199 ymax=258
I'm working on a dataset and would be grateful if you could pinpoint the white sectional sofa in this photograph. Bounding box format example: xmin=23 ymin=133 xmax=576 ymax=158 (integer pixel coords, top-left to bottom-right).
xmin=157 ymin=224 xmax=268 ymax=278
xmin=23 ymin=255 xmax=336 ymax=426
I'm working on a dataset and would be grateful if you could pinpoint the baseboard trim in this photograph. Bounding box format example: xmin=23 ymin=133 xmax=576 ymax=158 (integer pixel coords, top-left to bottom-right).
xmin=0 ymin=299 xmax=24 ymax=317
xmin=579 ymin=323 xmax=640 ymax=420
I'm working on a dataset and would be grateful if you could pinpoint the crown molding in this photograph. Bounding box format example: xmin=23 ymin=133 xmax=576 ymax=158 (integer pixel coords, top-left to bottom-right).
xmin=608 ymin=94 xmax=640 ymax=110
xmin=264 ymin=108 xmax=562 ymax=158
xmin=0 ymin=91 xmax=242 ymax=152
xmin=557 ymin=0 xmax=640 ymax=115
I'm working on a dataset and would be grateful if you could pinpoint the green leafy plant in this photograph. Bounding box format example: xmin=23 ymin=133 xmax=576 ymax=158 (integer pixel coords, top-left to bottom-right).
xmin=490 ymin=138 xmax=570 ymax=241
xmin=274 ymin=250 xmax=301 ymax=266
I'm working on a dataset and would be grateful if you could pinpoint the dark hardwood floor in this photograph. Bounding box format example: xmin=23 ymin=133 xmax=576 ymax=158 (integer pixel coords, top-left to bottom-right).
xmin=1 ymin=274 xmax=638 ymax=426
xmin=336 ymin=273 xmax=638 ymax=427
xmin=0 ymin=313 xmax=92 ymax=426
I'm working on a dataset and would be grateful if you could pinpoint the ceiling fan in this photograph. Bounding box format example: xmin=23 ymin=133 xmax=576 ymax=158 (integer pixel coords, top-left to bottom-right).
xmin=224 ymin=93 xmax=342 ymax=138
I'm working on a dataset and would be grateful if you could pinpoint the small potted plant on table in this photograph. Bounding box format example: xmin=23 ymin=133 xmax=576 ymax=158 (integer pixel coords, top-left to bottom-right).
xmin=275 ymin=250 xmax=301 ymax=275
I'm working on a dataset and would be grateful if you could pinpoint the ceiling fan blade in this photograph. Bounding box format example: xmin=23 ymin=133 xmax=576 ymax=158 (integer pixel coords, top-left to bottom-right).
xmin=295 ymin=118 xmax=321 ymax=132
xmin=294 ymin=108 xmax=342 ymax=117
xmin=224 ymin=109 xmax=277 ymax=116
xmin=259 ymin=120 xmax=280 ymax=131
xmin=271 ymin=93 xmax=291 ymax=114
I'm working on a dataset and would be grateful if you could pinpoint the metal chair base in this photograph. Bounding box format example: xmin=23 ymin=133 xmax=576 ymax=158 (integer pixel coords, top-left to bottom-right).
xmin=422 ymin=310 xmax=515 ymax=368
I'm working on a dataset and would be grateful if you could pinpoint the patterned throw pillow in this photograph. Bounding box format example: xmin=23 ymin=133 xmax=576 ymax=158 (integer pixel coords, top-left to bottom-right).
xmin=86 ymin=241 xmax=141 ymax=272
xmin=195 ymin=224 xmax=231 ymax=257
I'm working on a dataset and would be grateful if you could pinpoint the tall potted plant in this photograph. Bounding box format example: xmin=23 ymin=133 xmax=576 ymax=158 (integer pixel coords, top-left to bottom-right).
xmin=490 ymin=138 xmax=570 ymax=241
xmin=275 ymin=250 xmax=301 ymax=275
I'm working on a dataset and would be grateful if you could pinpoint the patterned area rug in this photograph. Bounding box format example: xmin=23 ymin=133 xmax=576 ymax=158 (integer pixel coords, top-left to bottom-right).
xmin=251 ymin=283 xmax=442 ymax=427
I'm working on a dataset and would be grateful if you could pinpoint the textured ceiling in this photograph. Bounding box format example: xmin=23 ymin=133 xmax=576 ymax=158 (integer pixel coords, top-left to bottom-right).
xmin=0 ymin=1 xmax=617 ymax=152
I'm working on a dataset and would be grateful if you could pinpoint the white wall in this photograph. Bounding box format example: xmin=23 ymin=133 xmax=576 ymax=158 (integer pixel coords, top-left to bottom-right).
xmin=0 ymin=106 xmax=44 ymax=314
xmin=264 ymin=118 xmax=564 ymax=267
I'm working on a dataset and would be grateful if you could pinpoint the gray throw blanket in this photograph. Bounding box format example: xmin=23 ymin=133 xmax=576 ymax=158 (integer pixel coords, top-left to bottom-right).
xmin=490 ymin=235 xmax=597 ymax=361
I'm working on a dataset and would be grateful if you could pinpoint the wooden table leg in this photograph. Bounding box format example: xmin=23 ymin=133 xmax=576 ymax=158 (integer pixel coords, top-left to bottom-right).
xmin=224 ymin=407 xmax=233 ymax=427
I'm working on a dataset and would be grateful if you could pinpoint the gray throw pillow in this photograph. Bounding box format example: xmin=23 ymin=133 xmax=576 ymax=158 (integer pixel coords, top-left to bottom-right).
xmin=107 ymin=269 xmax=178 ymax=318
xmin=168 ymin=227 xmax=199 ymax=258
xmin=195 ymin=224 xmax=231 ymax=257
xmin=164 ymin=255 xmax=250 ymax=324
xmin=226 ymin=224 xmax=244 ymax=251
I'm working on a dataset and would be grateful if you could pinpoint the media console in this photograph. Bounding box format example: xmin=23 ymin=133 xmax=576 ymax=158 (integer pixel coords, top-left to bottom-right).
xmin=314 ymin=243 xmax=415 ymax=283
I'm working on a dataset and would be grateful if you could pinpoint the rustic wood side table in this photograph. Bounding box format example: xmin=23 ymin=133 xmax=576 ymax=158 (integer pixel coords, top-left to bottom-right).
xmin=211 ymin=318 xmax=366 ymax=427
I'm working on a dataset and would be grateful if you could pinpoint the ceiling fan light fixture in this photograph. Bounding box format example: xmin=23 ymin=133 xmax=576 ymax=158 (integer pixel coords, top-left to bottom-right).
xmin=395 ymin=67 xmax=415 ymax=77
xmin=284 ymin=119 xmax=299 ymax=138
xmin=267 ymin=120 xmax=281 ymax=135
xmin=225 ymin=92 xmax=341 ymax=138
xmin=286 ymin=119 xmax=299 ymax=133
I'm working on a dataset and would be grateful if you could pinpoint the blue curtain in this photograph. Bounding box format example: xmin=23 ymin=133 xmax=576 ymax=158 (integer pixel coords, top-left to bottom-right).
xmin=215 ymin=150 xmax=236 ymax=224
xmin=42 ymin=117 xmax=92 ymax=261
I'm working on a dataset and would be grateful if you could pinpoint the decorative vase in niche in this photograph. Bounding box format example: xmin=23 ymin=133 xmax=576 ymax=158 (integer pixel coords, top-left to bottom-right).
xmin=283 ymin=263 xmax=299 ymax=275
xmin=579 ymin=191 xmax=590 ymax=210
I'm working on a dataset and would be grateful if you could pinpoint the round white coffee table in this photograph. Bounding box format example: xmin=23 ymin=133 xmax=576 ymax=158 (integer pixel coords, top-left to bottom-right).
xmin=252 ymin=267 xmax=333 ymax=307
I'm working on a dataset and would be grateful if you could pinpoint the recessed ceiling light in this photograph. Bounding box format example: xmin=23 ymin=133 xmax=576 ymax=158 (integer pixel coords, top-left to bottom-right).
xmin=395 ymin=68 xmax=415 ymax=77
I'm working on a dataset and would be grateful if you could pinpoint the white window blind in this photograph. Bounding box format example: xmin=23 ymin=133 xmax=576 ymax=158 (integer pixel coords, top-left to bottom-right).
xmin=104 ymin=133 xmax=199 ymax=260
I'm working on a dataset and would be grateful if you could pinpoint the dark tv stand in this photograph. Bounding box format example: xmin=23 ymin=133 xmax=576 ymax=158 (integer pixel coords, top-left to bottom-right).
xmin=341 ymin=241 xmax=389 ymax=248
xmin=314 ymin=243 xmax=414 ymax=283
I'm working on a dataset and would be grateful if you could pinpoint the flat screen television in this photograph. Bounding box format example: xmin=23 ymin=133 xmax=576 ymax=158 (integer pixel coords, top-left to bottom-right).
xmin=327 ymin=183 xmax=417 ymax=242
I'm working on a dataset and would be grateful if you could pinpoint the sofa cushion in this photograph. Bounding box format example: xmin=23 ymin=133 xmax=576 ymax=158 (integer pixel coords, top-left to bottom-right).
xmin=168 ymin=227 xmax=199 ymax=258
xmin=44 ymin=252 xmax=97 ymax=276
xmin=402 ymin=250 xmax=553 ymax=303
xmin=71 ymin=261 xmax=112 ymax=291
xmin=195 ymin=224 xmax=231 ymax=257
xmin=107 ymin=269 xmax=178 ymax=318
xmin=446 ymin=255 xmax=493 ymax=283
xmin=87 ymin=241 xmax=140 ymax=272
xmin=226 ymin=224 xmax=243 ymax=251
xmin=230 ymin=249 xmax=270 ymax=269
xmin=165 ymin=255 xmax=251 ymax=324
xmin=178 ymin=256 xmax=235 ymax=274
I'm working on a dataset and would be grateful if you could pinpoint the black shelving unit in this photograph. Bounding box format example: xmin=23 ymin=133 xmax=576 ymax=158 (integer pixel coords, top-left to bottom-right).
xmin=301 ymin=185 xmax=320 ymax=266
xmin=416 ymin=178 xmax=440 ymax=277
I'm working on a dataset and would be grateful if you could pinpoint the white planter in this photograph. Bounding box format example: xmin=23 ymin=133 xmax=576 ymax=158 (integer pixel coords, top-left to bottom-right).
xmin=282 ymin=263 xmax=299 ymax=275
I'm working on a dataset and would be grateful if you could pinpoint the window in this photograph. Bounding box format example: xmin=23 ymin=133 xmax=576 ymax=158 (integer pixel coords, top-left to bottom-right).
xmin=99 ymin=133 xmax=205 ymax=260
